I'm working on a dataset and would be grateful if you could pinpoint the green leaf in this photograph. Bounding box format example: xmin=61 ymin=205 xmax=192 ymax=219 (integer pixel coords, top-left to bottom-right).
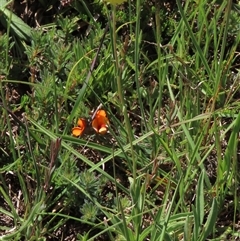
xmin=199 ymin=198 xmax=218 ymax=241
xmin=196 ymin=170 xmax=205 ymax=227
xmin=0 ymin=0 xmax=31 ymax=42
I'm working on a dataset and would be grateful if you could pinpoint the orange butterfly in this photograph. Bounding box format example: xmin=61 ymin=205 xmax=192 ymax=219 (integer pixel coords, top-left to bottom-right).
xmin=72 ymin=110 xmax=109 ymax=137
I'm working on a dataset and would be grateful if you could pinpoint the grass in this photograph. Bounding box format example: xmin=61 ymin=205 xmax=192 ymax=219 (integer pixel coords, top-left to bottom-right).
xmin=0 ymin=0 xmax=240 ymax=240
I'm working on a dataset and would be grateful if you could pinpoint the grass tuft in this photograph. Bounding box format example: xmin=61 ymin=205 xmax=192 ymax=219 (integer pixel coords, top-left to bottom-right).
xmin=0 ymin=0 xmax=240 ymax=240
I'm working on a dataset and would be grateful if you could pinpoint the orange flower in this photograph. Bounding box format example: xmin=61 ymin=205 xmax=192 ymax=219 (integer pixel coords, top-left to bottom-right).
xmin=72 ymin=118 xmax=87 ymax=137
xmin=92 ymin=110 xmax=109 ymax=134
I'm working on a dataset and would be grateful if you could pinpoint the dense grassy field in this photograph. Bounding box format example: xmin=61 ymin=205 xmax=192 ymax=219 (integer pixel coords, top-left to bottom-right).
xmin=0 ymin=0 xmax=240 ymax=240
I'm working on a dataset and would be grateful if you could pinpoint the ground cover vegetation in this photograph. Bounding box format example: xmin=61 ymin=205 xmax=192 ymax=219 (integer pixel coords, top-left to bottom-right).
xmin=0 ymin=0 xmax=240 ymax=240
